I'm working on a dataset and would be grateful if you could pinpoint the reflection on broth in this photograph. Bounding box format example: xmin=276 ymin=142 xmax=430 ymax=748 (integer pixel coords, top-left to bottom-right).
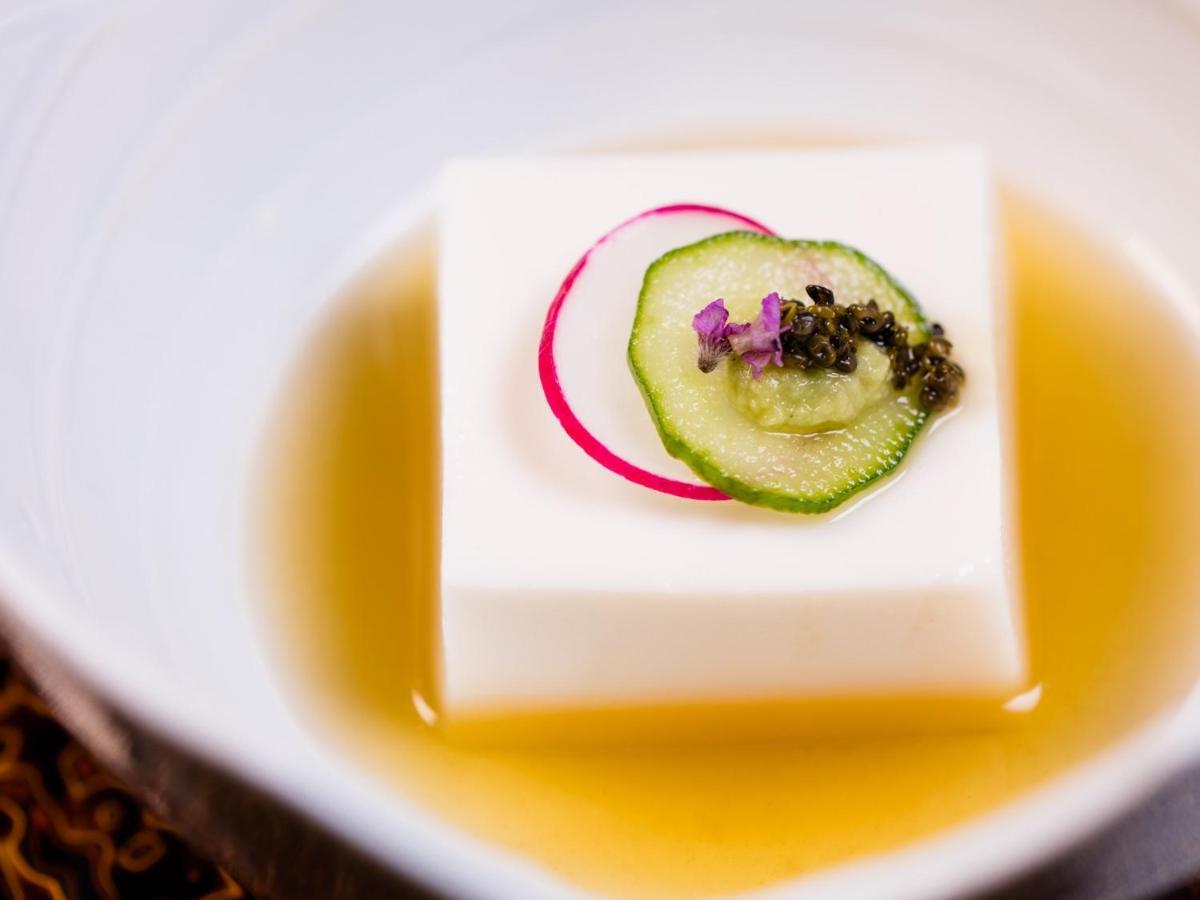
xmin=261 ymin=191 xmax=1200 ymax=899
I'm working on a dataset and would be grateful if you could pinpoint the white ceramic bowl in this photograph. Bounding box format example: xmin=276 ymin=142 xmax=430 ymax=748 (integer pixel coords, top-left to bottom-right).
xmin=1 ymin=2 xmax=1199 ymax=898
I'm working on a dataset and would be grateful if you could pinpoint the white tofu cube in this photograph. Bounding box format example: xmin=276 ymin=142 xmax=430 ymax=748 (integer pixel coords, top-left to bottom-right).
xmin=437 ymin=148 xmax=1024 ymax=720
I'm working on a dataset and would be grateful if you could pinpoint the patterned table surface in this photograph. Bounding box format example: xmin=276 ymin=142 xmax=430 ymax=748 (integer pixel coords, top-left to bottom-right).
xmin=0 ymin=651 xmax=249 ymax=900
xmin=2 ymin=644 xmax=1198 ymax=900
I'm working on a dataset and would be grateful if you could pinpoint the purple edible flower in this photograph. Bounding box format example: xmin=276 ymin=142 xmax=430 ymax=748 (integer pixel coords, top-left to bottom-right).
xmin=692 ymin=298 xmax=732 ymax=373
xmin=726 ymin=292 xmax=786 ymax=377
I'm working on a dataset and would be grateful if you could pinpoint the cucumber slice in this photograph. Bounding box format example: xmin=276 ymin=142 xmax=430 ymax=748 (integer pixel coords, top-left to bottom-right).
xmin=726 ymin=341 xmax=892 ymax=434
xmin=628 ymin=232 xmax=930 ymax=513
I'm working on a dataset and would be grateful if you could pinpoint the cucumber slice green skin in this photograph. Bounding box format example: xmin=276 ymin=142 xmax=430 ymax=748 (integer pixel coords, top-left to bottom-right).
xmin=628 ymin=232 xmax=932 ymax=514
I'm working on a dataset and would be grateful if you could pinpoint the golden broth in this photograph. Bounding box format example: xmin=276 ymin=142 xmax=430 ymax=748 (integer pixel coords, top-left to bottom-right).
xmin=261 ymin=191 xmax=1200 ymax=898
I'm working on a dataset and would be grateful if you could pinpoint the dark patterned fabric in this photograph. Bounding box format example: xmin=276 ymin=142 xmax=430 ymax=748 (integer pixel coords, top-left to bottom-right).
xmin=0 ymin=653 xmax=250 ymax=900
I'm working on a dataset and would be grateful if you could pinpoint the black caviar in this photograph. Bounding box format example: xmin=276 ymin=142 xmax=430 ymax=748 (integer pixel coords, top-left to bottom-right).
xmin=778 ymin=284 xmax=964 ymax=412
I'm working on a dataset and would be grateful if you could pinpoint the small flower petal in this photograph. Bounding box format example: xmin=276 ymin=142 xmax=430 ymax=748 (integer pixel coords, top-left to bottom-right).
xmin=692 ymin=299 xmax=730 ymax=341
xmin=693 ymin=298 xmax=731 ymax=373
xmin=726 ymin=292 xmax=786 ymax=377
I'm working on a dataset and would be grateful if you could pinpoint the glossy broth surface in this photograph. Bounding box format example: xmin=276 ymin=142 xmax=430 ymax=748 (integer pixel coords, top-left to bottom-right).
xmin=262 ymin=191 xmax=1200 ymax=898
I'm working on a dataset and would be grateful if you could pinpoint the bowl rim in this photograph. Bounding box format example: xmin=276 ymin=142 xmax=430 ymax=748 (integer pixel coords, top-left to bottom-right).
xmin=3 ymin=3 xmax=1200 ymax=898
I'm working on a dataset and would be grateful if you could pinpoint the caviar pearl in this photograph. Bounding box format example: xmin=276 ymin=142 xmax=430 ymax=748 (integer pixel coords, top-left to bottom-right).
xmin=776 ymin=285 xmax=965 ymax=411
